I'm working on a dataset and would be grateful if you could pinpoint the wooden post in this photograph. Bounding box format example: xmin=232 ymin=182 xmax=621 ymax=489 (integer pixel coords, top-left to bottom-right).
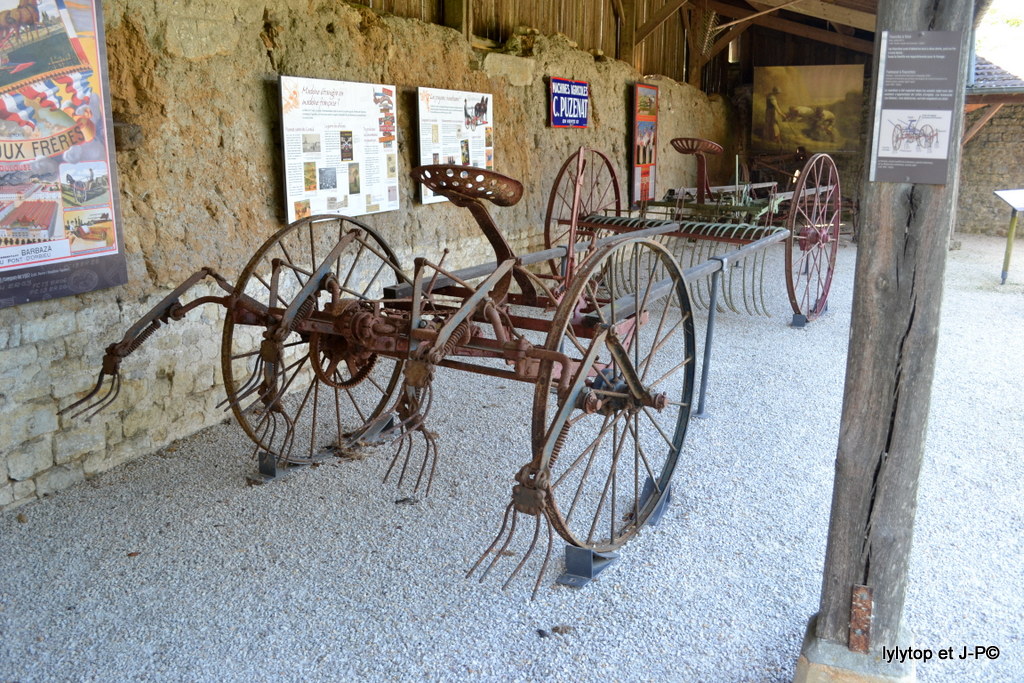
xmin=812 ymin=0 xmax=973 ymax=657
xmin=619 ymin=0 xmax=637 ymax=68
xmin=442 ymin=0 xmax=472 ymax=42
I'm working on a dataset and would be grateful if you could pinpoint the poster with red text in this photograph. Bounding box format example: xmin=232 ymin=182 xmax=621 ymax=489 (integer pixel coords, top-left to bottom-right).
xmin=0 ymin=0 xmax=126 ymax=309
xmin=632 ymin=83 xmax=658 ymax=207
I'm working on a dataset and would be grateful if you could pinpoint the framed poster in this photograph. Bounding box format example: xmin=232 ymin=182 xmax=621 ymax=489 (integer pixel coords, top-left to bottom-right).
xmin=280 ymin=75 xmax=399 ymax=222
xmin=752 ymin=65 xmax=864 ymax=153
xmin=549 ymin=77 xmax=589 ymax=128
xmin=632 ymin=83 xmax=658 ymax=206
xmin=0 ymin=0 xmax=126 ymax=309
xmin=416 ymin=87 xmax=493 ymax=204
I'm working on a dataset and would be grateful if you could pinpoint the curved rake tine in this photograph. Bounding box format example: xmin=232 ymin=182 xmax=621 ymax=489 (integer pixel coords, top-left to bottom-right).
xmin=503 ymin=511 xmax=542 ymax=589
xmin=757 ymin=248 xmax=770 ymax=316
xmin=467 ymin=501 xmax=514 ymax=579
xmin=216 ymin=357 xmax=266 ymax=410
xmin=64 ymin=371 xmax=122 ymax=422
xmin=58 ymin=368 xmax=114 ymax=420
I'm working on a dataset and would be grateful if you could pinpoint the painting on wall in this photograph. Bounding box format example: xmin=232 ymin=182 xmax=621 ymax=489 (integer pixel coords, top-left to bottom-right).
xmin=751 ymin=65 xmax=865 ymax=153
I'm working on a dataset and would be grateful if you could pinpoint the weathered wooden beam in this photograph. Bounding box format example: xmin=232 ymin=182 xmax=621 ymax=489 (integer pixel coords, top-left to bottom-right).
xmin=745 ymin=0 xmax=876 ymax=31
xmin=965 ymin=90 xmax=1024 ymax=105
xmin=635 ymin=0 xmax=690 ymax=45
xmin=962 ymin=102 xmax=1003 ymax=146
xmin=609 ymin=0 xmax=625 ymax=23
xmin=684 ymin=6 xmax=702 ymax=88
xmin=706 ymin=0 xmax=874 ymax=53
xmin=714 ymin=0 xmax=802 ymax=31
xmin=442 ymin=0 xmax=472 ymax=41
xmin=619 ymin=0 xmax=636 ymax=66
xmin=705 ymin=22 xmax=750 ymax=64
xmin=813 ymin=0 xmax=973 ymax=657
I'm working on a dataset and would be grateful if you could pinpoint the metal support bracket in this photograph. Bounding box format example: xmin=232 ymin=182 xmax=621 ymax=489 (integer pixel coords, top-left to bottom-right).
xmin=245 ymin=448 xmax=340 ymax=486
xmin=556 ymin=546 xmax=620 ymax=588
xmin=791 ymin=313 xmax=808 ymax=328
xmin=640 ymin=478 xmax=673 ymax=527
xmin=849 ymin=584 xmax=873 ymax=654
xmin=555 ymin=478 xmax=669 ymax=588
xmin=246 ymin=451 xmax=282 ymax=485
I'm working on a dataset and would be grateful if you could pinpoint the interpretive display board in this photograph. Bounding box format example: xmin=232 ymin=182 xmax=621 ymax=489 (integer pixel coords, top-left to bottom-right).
xmin=416 ymin=86 xmax=493 ymax=204
xmin=869 ymin=31 xmax=962 ymax=184
xmin=631 ymin=83 xmax=658 ymax=206
xmin=0 ymin=0 xmax=126 ymax=309
xmin=280 ymin=75 xmax=399 ymax=222
xmin=549 ymin=77 xmax=589 ymax=128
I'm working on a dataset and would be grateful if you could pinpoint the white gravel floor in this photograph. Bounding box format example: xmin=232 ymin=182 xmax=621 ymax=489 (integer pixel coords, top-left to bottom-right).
xmin=1 ymin=233 xmax=1021 ymax=682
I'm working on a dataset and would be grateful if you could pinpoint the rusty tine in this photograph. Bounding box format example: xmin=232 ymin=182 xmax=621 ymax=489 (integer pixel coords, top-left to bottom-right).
xmin=503 ymin=510 xmax=543 ymax=590
xmin=58 ymin=368 xmax=110 ymax=418
xmin=467 ymin=502 xmax=514 ymax=579
xmin=479 ymin=506 xmax=520 ymax=582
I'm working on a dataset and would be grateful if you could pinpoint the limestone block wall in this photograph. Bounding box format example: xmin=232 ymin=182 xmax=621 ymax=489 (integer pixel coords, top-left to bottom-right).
xmin=957 ymin=104 xmax=1024 ymax=237
xmin=1 ymin=1 xmax=730 ymax=509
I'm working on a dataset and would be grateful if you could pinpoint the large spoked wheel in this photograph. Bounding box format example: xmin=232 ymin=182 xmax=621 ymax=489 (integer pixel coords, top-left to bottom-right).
xmin=222 ymin=215 xmax=407 ymax=464
xmin=785 ymin=154 xmax=841 ymax=323
xmin=531 ymin=237 xmax=696 ymax=552
xmin=892 ymin=124 xmax=903 ymax=151
xmin=544 ymin=147 xmax=622 ymax=279
xmin=919 ymin=124 xmax=935 ymax=149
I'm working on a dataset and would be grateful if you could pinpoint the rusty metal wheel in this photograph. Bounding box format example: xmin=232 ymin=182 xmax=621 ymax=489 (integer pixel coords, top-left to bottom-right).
xmin=785 ymin=154 xmax=841 ymax=324
xmin=531 ymin=237 xmax=695 ymax=552
xmin=221 ymin=215 xmax=407 ymax=464
xmin=543 ymin=147 xmax=622 ymax=281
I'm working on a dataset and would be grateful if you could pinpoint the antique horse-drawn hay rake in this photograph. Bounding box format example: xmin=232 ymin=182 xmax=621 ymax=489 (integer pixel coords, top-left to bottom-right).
xmin=543 ymin=139 xmax=842 ymax=325
xmin=61 ymin=143 xmax=830 ymax=595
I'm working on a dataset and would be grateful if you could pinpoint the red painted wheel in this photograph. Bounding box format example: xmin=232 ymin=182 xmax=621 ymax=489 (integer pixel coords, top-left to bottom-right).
xmin=785 ymin=154 xmax=841 ymax=323
xmin=543 ymin=147 xmax=622 ymax=280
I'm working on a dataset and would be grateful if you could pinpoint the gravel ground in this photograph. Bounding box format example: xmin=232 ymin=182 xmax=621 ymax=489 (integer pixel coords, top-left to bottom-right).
xmin=1 ymin=233 xmax=1021 ymax=682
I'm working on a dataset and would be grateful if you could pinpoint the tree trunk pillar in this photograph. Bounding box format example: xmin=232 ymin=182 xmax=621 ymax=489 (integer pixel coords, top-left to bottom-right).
xmin=796 ymin=1 xmax=973 ymax=680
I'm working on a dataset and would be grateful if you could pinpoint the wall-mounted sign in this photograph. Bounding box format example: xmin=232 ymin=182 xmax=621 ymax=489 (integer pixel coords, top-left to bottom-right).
xmin=279 ymin=75 xmax=399 ymax=222
xmin=416 ymin=86 xmax=493 ymax=204
xmin=549 ymin=77 xmax=589 ymax=128
xmin=869 ymin=31 xmax=963 ymax=184
xmin=0 ymin=0 xmax=126 ymax=309
xmin=631 ymin=83 xmax=658 ymax=206
xmin=752 ymin=64 xmax=864 ymax=153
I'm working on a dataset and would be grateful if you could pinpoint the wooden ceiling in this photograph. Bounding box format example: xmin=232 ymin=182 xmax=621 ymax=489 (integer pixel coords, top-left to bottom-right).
xmin=693 ymin=0 xmax=878 ymax=54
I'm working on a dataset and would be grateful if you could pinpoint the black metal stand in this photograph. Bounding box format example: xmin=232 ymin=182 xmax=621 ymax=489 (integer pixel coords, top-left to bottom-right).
xmin=556 ymin=546 xmax=620 ymax=588
xmin=555 ymin=480 xmax=672 ymax=588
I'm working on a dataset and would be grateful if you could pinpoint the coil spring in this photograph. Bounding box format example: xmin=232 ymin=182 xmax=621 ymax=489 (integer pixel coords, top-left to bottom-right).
xmin=288 ymin=296 xmax=317 ymax=332
xmin=547 ymin=420 xmax=571 ymax=470
xmin=125 ymin=319 xmax=162 ymax=354
xmin=440 ymin=320 xmax=472 ymax=358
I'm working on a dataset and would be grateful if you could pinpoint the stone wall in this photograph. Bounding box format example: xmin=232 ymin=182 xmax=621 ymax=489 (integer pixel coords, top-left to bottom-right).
xmin=0 ymin=1 xmax=730 ymax=509
xmin=957 ymin=103 xmax=1024 ymax=238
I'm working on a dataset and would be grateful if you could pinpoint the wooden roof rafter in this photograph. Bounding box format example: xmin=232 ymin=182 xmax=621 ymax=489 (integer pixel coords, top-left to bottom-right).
xmin=705 ymin=0 xmax=875 ymax=54
xmin=744 ymin=0 xmax=876 ymax=32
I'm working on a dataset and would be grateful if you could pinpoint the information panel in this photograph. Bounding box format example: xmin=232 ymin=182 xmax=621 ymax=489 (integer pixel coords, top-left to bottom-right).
xmin=280 ymin=75 xmax=399 ymax=222
xmin=631 ymin=83 xmax=658 ymax=206
xmin=416 ymin=87 xmax=493 ymax=204
xmin=0 ymin=0 xmax=126 ymax=309
xmin=870 ymin=31 xmax=963 ymax=184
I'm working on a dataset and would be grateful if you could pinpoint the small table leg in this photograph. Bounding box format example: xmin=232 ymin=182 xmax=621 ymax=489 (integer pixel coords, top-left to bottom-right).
xmin=1002 ymin=209 xmax=1019 ymax=285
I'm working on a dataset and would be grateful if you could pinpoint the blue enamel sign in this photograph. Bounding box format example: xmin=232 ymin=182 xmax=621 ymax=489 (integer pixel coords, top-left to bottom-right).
xmin=549 ymin=78 xmax=589 ymax=128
